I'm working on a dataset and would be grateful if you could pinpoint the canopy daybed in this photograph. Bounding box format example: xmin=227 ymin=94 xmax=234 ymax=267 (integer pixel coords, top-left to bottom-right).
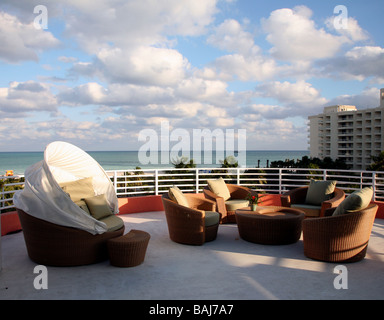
xmin=13 ymin=141 xmax=124 ymax=266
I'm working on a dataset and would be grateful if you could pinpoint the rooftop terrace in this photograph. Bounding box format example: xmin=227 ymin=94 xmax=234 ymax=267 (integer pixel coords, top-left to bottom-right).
xmin=1 ymin=208 xmax=384 ymax=301
xmin=1 ymin=167 xmax=384 ymax=303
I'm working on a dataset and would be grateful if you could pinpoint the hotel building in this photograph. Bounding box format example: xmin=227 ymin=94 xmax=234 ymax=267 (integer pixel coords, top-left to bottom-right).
xmin=308 ymin=88 xmax=384 ymax=170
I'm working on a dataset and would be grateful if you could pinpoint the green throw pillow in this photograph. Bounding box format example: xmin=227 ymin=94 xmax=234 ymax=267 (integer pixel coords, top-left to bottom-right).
xmin=168 ymin=186 xmax=189 ymax=207
xmin=84 ymin=194 xmax=113 ymax=220
xmin=333 ymin=187 xmax=373 ymax=216
xmin=207 ymin=177 xmax=231 ymax=201
xmin=75 ymin=200 xmax=91 ymax=215
xmin=305 ymin=179 xmax=337 ymax=206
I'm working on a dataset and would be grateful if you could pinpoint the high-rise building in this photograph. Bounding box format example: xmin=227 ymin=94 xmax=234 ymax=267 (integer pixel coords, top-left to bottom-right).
xmin=308 ymin=88 xmax=384 ymax=169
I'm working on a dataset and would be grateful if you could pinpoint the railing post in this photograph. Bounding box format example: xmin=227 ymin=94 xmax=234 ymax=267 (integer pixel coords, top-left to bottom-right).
xmin=155 ymin=169 xmax=159 ymax=195
xmin=279 ymin=168 xmax=282 ymax=194
xmin=113 ymin=171 xmax=117 ymax=194
xmin=195 ymin=169 xmax=199 ymax=193
xmin=372 ymin=172 xmax=376 ymax=201
xmin=237 ymin=168 xmax=240 ymax=185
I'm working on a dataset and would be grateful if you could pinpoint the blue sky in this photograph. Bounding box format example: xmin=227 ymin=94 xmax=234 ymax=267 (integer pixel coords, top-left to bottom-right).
xmin=0 ymin=0 xmax=383 ymax=152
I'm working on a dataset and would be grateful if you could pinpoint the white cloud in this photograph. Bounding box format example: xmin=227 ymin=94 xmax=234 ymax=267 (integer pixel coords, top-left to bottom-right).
xmin=317 ymin=46 xmax=384 ymax=82
xmin=254 ymin=80 xmax=328 ymax=116
xmin=243 ymin=118 xmax=307 ymax=150
xmin=207 ymin=18 xmax=280 ymax=81
xmin=96 ymin=46 xmax=190 ymax=86
xmin=0 ymin=1 xmax=381 ymax=152
xmin=0 ymin=81 xmax=58 ymax=115
xmin=0 ymin=11 xmax=59 ymax=63
xmin=63 ymin=0 xmax=217 ymax=53
xmin=207 ymin=19 xmax=258 ymax=55
xmin=327 ymin=87 xmax=381 ymax=109
xmin=325 ymin=16 xmax=369 ymax=43
xmin=262 ymin=6 xmax=344 ymax=62
xmin=212 ymin=53 xmax=280 ymax=81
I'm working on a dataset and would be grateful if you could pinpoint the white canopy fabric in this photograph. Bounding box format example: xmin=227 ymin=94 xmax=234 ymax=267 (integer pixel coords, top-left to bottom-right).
xmin=13 ymin=141 xmax=119 ymax=234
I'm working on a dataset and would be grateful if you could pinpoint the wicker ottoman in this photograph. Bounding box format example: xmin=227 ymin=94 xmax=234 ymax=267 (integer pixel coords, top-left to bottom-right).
xmin=107 ymin=229 xmax=150 ymax=267
xmin=235 ymin=206 xmax=304 ymax=245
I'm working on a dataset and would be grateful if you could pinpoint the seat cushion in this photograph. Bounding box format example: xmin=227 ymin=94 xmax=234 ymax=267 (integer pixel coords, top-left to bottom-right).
xmin=99 ymin=214 xmax=125 ymax=232
xmin=207 ymin=177 xmax=231 ymax=200
xmin=305 ymin=179 xmax=337 ymax=206
xmin=333 ymin=187 xmax=373 ymax=216
xmin=59 ymin=177 xmax=95 ymax=202
xmin=204 ymin=211 xmax=220 ymax=227
xmin=84 ymin=194 xmax=113 ymax=220
xmin=292 ymin=204 xmax=321 ymax=217
xmin=225 ymin=199 xmax=249 ymax=212
xmin=168 ymin=186 xmax=189 ymax=207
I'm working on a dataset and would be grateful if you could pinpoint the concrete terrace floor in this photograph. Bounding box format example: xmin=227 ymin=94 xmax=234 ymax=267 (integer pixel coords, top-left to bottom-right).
xmin=1 ymin=211 xmax=384 ymax=301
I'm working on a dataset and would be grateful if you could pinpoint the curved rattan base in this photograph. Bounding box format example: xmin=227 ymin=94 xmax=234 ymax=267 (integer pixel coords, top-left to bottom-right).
xmin=162 ymin=194 xmax=219 ymax=245
xmin=302 ymin=204 xmax=377 ymax=263
xmin=17 ymin=209 xmax=124 ymax=266
xmin=108 ymin=229 xmax=150 ymax=267
xmin=235 ymin=206 xmax=304 ymax=245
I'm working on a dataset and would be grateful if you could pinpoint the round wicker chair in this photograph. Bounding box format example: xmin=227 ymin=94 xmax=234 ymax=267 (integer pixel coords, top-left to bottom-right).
xmin=17 ymin=209 xmax=124 ymax=266
xmin=203 ymin=184 xmax=252 ymax=223
xmin=302 ymin=203 xmax=378 ymax=262
xmin=161 ymin=193 xmax=220 ymax=245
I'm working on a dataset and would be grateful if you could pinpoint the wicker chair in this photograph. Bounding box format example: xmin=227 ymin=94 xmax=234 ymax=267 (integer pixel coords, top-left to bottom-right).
xmin=17 ymin=209 xmax=124 ymax=266
xmin=161 ymin=193 xmax=220 ymax=245
xmin=203 ymin=184 xmax=252 ymax=223
xmin=302 ymin=203 xmax=378 ymax=262
xmin=281 ymin=186 xmax=345 ymax=217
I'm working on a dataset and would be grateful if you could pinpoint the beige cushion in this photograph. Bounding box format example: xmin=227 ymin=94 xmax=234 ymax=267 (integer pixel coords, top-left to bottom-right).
xmin=84 ymin=194 xmax=113 ymax=220
xmin=305 ymin=179 xmax=337 ymax=206
xmin=207 ymin=177 xmax=231 ymax=201
xmin=168 ymin=186 xmax=189 ymax=207
xmin=291 ymin=204 xmax=322 ymax=217
xmin=333 ymin=187 xmax=373 ymax=216
xmin=99 ymin=214 xmax=124 ymax=232
xmin=225 ymin=199 xmax=249 ymax=212
xmin=59 ymin=177 xmax=95 ymax=202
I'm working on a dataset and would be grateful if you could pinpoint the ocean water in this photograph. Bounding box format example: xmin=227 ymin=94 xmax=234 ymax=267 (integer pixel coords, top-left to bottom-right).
xmin=0 ymin=150 xmax=309 ymax=175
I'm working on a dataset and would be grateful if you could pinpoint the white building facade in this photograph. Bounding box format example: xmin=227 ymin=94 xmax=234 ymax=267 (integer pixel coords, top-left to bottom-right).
xmin=308 ymin=89 xmax=384 ymax=170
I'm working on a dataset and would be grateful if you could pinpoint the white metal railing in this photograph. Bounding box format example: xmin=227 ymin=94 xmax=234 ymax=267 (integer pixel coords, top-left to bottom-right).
xmin=1 ymin=167 xmax=384 ymax=213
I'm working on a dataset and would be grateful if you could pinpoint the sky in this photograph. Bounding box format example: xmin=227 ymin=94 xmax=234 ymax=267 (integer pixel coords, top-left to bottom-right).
xmin=0 ymin=0 xmax=383 ymax=152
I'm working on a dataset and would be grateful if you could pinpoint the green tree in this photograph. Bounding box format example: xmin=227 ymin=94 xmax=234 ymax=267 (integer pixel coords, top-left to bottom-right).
xmin=171 ymin=156 xmax=196 ymax=168
xmin=219 ymin=155 xmax=238 ymax=168
xmin=367 ymin=151 xmax=384 ymax=171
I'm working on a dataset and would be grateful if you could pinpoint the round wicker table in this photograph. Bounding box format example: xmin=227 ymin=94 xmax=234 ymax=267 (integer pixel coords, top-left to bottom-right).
xmin=107 ymin=229 xmax=150 ymax=267
xmin=235 ymin=206 xmax=305 ymax=245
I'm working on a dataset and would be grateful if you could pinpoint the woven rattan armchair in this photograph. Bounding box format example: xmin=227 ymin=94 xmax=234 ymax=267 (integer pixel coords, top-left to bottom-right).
xmin=161 ymin=193 xmax=220 ymax=245
xmin=302 ymin=203 xmax=378 ymax=262
xmin=17 ymin=209 xmax=124 ymax=266
xmin=203 ymin=184 xmax=252 ymax=223
xmin=281 ymin=186 xmax=345 ymax=217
